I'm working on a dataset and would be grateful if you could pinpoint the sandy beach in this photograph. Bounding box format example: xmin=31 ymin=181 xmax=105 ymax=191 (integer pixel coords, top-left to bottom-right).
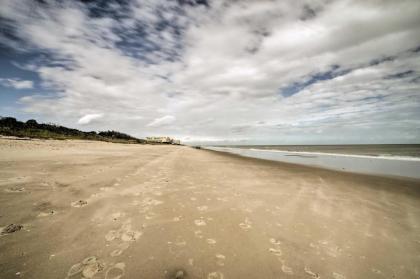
xmin=0 ymin=138 xmax=420 ymax=279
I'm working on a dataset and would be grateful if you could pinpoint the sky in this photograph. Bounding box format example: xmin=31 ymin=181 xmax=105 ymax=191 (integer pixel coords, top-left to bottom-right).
xmin=0 ymin=0 xmax=420 ymax=145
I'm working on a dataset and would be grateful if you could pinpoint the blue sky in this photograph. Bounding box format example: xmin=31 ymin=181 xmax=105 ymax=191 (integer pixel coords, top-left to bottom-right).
xmin=0 ymin=0 xmax=420 ymax=144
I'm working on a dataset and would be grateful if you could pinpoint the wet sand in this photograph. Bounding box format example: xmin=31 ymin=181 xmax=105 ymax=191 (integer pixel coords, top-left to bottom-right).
xmin=0 ymin=138 xmax=419 ymax=279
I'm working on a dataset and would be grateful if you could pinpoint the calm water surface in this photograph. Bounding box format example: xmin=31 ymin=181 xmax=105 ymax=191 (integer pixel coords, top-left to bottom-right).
xmin=218 ymin=144 xmax=420 ymax=158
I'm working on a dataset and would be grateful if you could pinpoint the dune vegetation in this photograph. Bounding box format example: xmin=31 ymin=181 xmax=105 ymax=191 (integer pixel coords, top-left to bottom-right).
xmin=0 ymin=117 xmax=146 ymax=144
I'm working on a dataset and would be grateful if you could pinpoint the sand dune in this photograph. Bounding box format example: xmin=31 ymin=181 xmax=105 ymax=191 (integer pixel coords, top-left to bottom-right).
xmin=0 ymin=139 xmax=419 ymax=278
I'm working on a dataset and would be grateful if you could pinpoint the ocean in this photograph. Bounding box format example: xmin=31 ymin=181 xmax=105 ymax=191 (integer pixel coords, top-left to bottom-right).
xmin=217 ymin=144 xmax=420 ymax=158
xmin=203 ymin=144 xmax=420 ymax=179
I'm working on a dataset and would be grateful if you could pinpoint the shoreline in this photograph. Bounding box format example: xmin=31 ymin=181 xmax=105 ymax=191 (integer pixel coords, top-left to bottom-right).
xmin=202 ymin=148 xmax=420 ymax=184
xmin=246 ymin=148 xmax=420 ymax=161
xmin=203 ymin=146 xmax=420 ymax=180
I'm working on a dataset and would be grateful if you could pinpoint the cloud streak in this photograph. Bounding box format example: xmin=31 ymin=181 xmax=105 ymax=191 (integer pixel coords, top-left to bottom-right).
xmin=0 ymin=78 xmax=33 ymax=89
xmin=77 ymin=113 xmax=104 ymax=125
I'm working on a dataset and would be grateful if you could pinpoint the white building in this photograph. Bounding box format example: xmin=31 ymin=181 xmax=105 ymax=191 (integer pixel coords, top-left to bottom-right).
xmin=146 ymin=137 xmax=181 ymax=145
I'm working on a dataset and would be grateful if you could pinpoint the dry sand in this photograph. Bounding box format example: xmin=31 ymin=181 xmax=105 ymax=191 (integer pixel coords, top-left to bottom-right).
xmin=0 ymin=138 xmax=419 ymax=279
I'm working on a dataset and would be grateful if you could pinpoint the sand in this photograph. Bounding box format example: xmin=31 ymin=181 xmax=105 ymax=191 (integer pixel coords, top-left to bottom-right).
xmin=0 ymin=138 xmax=419 ymax=279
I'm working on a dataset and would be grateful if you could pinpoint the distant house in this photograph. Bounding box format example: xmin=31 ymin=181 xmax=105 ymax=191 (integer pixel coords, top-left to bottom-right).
xmin=146 ymin=136 xmax=171 ymax=143
xmin=146 ymin=136 xmax=181 ymax=145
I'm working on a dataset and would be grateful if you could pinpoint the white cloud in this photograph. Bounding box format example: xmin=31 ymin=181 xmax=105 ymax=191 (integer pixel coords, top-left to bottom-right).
xmin=0 ymin=0 xmax=419 ymax=143
xmin=0 ymin=78 xmax=33 ymax=89
xmin=147 ymin=115 xmax=175 ymax=127
xmin=77 ymin=113 xmax=104 ymax=125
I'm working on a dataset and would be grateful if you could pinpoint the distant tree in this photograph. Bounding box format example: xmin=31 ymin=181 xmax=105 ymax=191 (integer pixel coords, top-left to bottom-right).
xmin=26 ymin=119 xmax=38 ymax=128
xmin=0 ymin=117 xmax=23 ymax=130
xmin=0 ymin=117 xmax=17 ymax=126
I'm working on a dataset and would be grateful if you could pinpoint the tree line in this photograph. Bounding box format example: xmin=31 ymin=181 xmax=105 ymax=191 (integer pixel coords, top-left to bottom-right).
xmin=0 ymin=116 xmax=146 ymax=144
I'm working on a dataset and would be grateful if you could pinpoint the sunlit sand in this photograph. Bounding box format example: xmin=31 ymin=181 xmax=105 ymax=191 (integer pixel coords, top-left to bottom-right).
xmin=1 ymin=138 xmax=419 ymax=278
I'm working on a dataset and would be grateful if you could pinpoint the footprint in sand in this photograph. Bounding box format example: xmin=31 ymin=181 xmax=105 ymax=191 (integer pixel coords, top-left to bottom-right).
xmin=105 ymin=262 xmax=125 ymax=279
xmin=168 ymin=238 xmax=187 ymax=248
xmin=122 ymin=229 xmax=142 ymax=242
xmin=332 ymin=272 xmax=346 ymax=279
xmin=67 ymin=263 xmax=85 ymax=277
xmin=268 ymin=238 xmax=292 ymax=274
xmin=172 ymin=216 xmax=182 ymax=222
xmin=1 ymin=224 xmax=23 ymax=235
xmin=304 ymin=267 xmax=320 ymax=278
xmin=197 ymin=206 xmax=208 ymax=212
xmin=239 ymin=218 xmax=252 ymax=230
xmin=215 ymin=254 xmax=225 ymax=266
xmin=110 ymin=243 xmax=130 ymax=257
xmin=111 ymin=212 xmax=125 ymax=221
xmin=71 ymin=200 xmax=88 ymax=208
xmin=175 ymin=240 xmax=187 ymax=247
xmin=173 ymin=270 xmax=186 ymax=279
xmin=268 ymin=247 xmax=282 ymax=257
xmin=194 ymin=219 xmax=207 ymax=226
xmin=110 ymin=249 xmax=123 ymax=257
xmin=37 ymin=210 xmax=57 ymax=217
xmin=145 ymin=212 xmax=157 ymax=220
xmin=371 ymin=268 xmax=382 ymax=274
xmin=280 ymin=260 xmax=293 ymax=275
xmin=194 ymin=230 xmax=203 ymax=239
xmin=105 ymin=222 xmax=142 ymax=242
xmin=5 ymin=187 xmax=25 ymax=193
xmin=82 ymin=263 xmax=103 ymax=278
xmin=269 ymin=238 xmax=281 ymax=245
xmin=207 ymin=271 xmax=224 ymax=279
xmin=206 ymin=239 xmax=217 ymax=245
xmin=66 ymin=256 xmax=104 ymax=278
